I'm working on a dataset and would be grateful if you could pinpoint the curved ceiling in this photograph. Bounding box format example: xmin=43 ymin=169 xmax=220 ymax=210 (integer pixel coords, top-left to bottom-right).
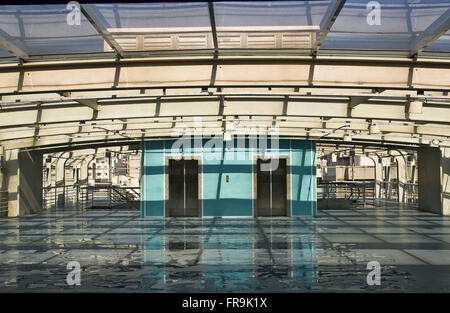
xmin=0 ymin=1 xmax=449 ymax=151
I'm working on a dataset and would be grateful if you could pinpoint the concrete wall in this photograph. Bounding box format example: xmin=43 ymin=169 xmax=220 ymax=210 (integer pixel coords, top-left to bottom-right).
xmin=418 ymin=147 xmax=450 ymax=215
xmin=3 ymin=149 xmax=43 ymax=217
xmin=141 ymin=138 xmax=316 ymax=217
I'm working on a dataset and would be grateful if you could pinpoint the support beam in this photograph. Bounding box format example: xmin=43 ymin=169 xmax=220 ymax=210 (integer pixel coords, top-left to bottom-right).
xmin=55 ymin=152 xmax=70 ymax=208
xmin=410 ymin=8 xmax=450 ymax=56
xmin=80 ymin=155 xmax=95 ymax=186
xmin=0 ymin=29 xmax=28 ymax=61
xmin=347 ymin=96 xmax=371 ymax=117
xmin=313 ymin=0 xmax=346 ymax=52
xmin=392 ymin=152 xmax=407 ymax=203
xmin=80 ymin=4 xmax=124 ymax=57
xmin=368 ymin=154 xmax=383 ymax=200
xmin=208 ymin=2 xmax=219 ymax=54
xmin=75 ymin=99 xmax=100 ymax=111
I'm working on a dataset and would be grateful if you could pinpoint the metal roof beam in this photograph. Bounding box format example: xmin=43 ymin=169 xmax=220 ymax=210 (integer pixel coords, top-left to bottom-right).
xmin=74 ymin=99 xmax=99 ymax=111
xmin=208 ymin=2 xmax=219 ymax=55
xmin=80 ymin=4 xmax=124 ymax=57
xmin=410 ymin=8 xmax=450 ymax=57
xmin=0 ymin=29 xmax=28 ymax=61
xmin=313 ymin=0 xmax=346 ymax=53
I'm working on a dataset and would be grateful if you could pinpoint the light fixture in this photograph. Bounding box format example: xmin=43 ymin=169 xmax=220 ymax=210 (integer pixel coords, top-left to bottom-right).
xmin=429 ymin=139 xmax=440 ymax=147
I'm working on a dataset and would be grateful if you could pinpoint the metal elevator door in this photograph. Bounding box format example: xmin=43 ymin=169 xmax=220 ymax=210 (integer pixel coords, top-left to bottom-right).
xmin=168 ymin=159 xmax=199 ymax=217
xmin=256 ymin=158 xmax=287 ymax=217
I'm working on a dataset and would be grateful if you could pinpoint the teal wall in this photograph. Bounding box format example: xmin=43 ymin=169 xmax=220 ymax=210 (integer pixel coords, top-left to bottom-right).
xmin=141 ymin=140 xmax=165 ymax=217
xmin=141 ymin=138 xmax=316 ymax=217
xmin=291 ymin=140 xmax=317 ymax=216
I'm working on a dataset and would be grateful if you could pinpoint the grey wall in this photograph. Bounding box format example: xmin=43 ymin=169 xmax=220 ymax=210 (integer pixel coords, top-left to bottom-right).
xmin=418 ymin=147 xmax=450 ymax=215
xmin=18 ymin=150 xmax=43 ymax=215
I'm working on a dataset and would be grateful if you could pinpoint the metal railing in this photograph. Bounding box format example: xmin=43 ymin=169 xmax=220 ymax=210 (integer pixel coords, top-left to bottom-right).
xmin=317 ymin=181 xmax=376 ymax=208
xmin=0 ymin=191 xmax=8 ymax=217
xmin=375 ymin=180 xmax=418 ymax=203
xmin=43 ymin=184 xmax=140 ymax=211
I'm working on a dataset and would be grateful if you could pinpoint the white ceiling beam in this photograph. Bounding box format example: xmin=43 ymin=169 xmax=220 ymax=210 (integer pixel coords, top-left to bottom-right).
xmin=74 ymin=99 xmax=100 ymax=111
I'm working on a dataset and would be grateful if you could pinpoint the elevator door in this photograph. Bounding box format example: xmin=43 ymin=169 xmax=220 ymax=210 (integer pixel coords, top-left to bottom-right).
xmin=168 ymin=159 xmax=199 ymax=217
xmin=256 ymin=158 xmax=287 ymax=217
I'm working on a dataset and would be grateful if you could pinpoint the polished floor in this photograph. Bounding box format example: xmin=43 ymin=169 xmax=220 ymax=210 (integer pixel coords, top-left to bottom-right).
xmin=0 ymin=205 xmax=450 ymax=292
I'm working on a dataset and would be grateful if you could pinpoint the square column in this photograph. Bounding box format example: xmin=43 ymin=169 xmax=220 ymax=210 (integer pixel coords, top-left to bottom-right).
xmin=418 ymin=147 xmax=450 ymax=215
xmin=2 ymin=149 xmax=43 ymax=217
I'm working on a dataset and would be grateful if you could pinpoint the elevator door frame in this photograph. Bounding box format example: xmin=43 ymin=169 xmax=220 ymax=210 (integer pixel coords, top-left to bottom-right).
xmin=252 ymin=155 xmax=291 ymax=217
xmin=165 ymin=155 xmax=202 ymax=217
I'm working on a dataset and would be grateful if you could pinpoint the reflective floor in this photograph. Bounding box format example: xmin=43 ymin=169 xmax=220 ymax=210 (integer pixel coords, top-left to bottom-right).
xmin=1 ymin=205 xmax=450 ymax=292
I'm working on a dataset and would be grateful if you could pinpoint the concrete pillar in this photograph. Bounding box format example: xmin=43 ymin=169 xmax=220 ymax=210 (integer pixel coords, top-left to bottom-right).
xmin=79 ymin=155 xmax=94 ymax=208
xmin=2 ymin=149 xmax=43 ymax=217
xmin=69 ymin=158 xmax=83 ymax=208
xmin=81 ymin=155 xmax=94 ymax=185
xmin=418 ymin=147 xmax=450 ymax=215
xmin=392 ymin=151 xmax=407 ymax=203
xmin=55 ymin=152 xmax=70 ymax=208
xmin=384 ymin=161 xmax=391 ymax=199
xmin=64 ymin=158 xmax=77 ymax=208
xmin=372 ymin=156 xmax=383 ymax=199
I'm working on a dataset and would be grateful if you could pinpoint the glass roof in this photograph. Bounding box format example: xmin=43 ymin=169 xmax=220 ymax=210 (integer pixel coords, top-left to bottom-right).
xmin=92 ymin=2 xmax=211 ymax=29
xmin=213 ymin=1 xmax=331 ymax=27
xmin=321 ymin=0 xmax=450 ymax=51
xmin=425 ymin=30 xmax=450 ymax=52
xmin=0 ymin=1 xmax=448 ymax=60
xmin=0 ymin=48 xmax=12 ymax=58
xmin=0 ymin=5 xmax=105 ymax=56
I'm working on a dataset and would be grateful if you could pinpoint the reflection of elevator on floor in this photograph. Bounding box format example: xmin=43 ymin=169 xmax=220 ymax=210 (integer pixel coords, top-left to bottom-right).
xmin=167 ymin=159 xmax=199 ymax=217
xmin=164 ymin=220 xmax=203 ymax=281
xmin=256 ymin=158 xmax=287 ymax=217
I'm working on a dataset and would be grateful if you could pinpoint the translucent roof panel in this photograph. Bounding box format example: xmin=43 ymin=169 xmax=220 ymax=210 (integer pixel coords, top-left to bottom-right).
xmin=0 ymin=5 xmax=105 ymax=56
xmin=213 ymin=1 xmax=332 ymax=27
xmin=425 ymin=30 xmax=450 ymax=52
xmin=0 ymin=47 xmax=13 ymax=58
xmin=321 ymin=0 xmax=450 ymax=51
xmin=90 ymin=2 xmax=211 ymax=52
xmin=0 ymin=1 xmax=449 ymax=59
xmin=91 ymin=2 xmax=211 ymax=29
xmin=213 ymin=1 xmax=333 ymax=50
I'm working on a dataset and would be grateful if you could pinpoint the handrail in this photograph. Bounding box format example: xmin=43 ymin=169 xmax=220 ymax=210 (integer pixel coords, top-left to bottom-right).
xmin=317 ymin=180 xmax=376 ymax=207
xmin=42 ymin=184 xmax=140 ymax=211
